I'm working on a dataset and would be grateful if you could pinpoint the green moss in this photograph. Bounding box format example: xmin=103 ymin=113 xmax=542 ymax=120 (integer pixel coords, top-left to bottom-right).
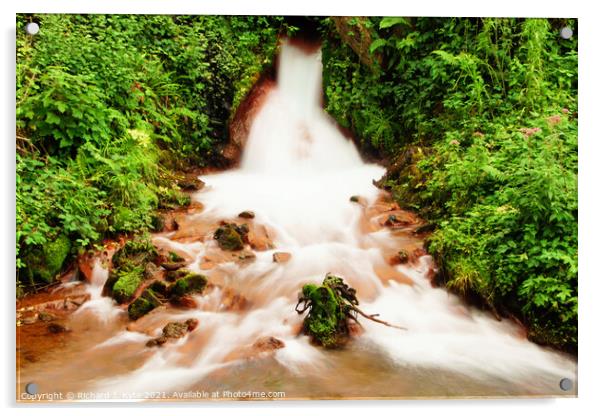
xmin=170 ymin=273 xmax=207 ymax=298
xmin=213 ymin=223 xmax=247 ymax=251
xmin=112 ymin=236 xmax=158 ymax=269
xmin=157 ymin=187 xmax=191 ymax=209
xmin=303 ymin=285 xmax=341 ymax=348
xmin=165 ymin=269 xmax=189 ymax=282
xmin=23 ymin=234 xmax=72 ymax=284
xmin=128 ymin=288 xmax=162 ymax=320
xmin=397 ymin=249 xmax=409 ymax=264
xmin=112 ymin=266 xmax=145 ymax=303
xmin=149 ymin=280 xmax=170 ymax=296
xmin=107 ymin=235 xmax=159 ymax=302
xmin=297 ymin=274 xmax=358 ymax=349
xmin=168 ymin=251 xmax=185 ymax=262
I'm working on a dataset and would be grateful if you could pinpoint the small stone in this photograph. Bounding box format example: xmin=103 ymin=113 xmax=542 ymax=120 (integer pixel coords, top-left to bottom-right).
xmin=161 ymin=261 xmax=186 ymax=271
xmin=38 ymin=312 xmax=56 ymax=322
xmin=22 ymin=315 xmax=38 ymax=325
xmin=238 ymin=251 xmax=256 ymax=263
xmin=162 ymin=322 xmax=189 ymax=339
xmin=384 ymin=215 xmax=397 ymax=226
xmin=273 ymin=252 xmax=292 ymax=263
xmin=185 ymin=318 xmax=199 ymax=331
xmin=171 ymin=295 xmax=198 ymax=309
xmin=414 ymin=223 xmax=436 ymax=235
xmin=146 ymin=336 xmax=168 ymax=347
xmin=166 ymin=269 xmax=189 ymax=282
xmin=177 ymin=178 xmax=205 ymax=191
xmin=238 ymin=211 xmax=255 ymax=219
xmin=398 ymin=249 xmax=409 ymax=264
xmin=47 ymin=323 xmax=69 ymax=334
xmin=252 ymin=336 xmax=285 ymax=352
xmin=144 ymin=262 xmax=160 ymax=279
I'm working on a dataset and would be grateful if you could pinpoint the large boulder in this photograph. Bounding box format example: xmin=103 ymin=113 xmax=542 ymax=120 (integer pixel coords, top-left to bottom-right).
xmin=103 ymin=236 xmax=159 ymax=303
xmin=23 ymin=234 xmax=71 ymax=284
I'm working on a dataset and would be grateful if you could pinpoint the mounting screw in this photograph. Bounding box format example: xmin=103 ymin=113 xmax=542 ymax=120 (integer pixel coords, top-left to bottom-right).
xmin=25 ymin=22 xmax=39 ymax=36
xmin=560 ymin=27 xmax=573 ymax=40
xmin=559 ymin=378 xmax=573 ymax=391
xmin=25 ymin=383 xmax=38 ymax=395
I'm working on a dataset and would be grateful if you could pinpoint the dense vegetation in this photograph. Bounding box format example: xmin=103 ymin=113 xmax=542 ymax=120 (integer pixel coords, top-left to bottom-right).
xmin=16 ymin=15 xmax=284 ymax=292
xmin=320 ymin=17 xmax=577 ymax=352
xmin=16 ymin=15 xmax=577 ymax=353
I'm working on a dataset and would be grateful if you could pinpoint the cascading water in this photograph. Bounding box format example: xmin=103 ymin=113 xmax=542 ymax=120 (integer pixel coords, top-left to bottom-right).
xmin=19 ymin=40 xmax=576 ymax=399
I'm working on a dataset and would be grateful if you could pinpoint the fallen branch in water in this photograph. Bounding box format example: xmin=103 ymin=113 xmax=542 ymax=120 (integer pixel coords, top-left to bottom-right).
xmin=348 ymin=305 xmax=407 ymax=330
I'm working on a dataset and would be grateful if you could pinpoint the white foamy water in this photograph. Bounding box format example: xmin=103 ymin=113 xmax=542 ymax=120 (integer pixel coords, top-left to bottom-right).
xmin=75 ymin=259 xmax=124 ymax=323
xmin=90 ymin=41 xmax=575 ymax=397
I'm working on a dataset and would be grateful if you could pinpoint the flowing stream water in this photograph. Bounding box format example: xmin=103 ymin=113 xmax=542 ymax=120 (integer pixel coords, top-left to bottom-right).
xmin=17 ymin=41 xmax=577 ymax=400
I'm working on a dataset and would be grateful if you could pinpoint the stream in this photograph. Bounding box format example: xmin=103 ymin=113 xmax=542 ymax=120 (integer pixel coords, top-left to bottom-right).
xmin=16 ymin=40 xmax=577 ymax=401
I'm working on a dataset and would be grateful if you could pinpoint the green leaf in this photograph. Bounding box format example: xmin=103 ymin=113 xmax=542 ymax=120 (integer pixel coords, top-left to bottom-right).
xmin=379 ymin=17 xmax=409 ymax=30
xmin=369 ymin=38 xmax=387 ymax=54
xmin=45 ymin=112 xmax=61 ymax=125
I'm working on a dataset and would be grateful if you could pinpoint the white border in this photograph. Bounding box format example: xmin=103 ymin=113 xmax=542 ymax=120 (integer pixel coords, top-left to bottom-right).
xmin=2 ymin=1 xmax=601 ymax=415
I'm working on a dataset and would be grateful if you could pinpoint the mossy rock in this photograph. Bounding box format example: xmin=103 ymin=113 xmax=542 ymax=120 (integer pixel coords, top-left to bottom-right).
xmin=177 ymin=178 xmax=204 ymax=191
xmin=111 ymin=266 xmax=145 ymax=304
xmin=107 ymin=235 xmax=159 ymax=302
xmin=398 ymin=249 xmax=409 ymax=264
xmin=128 ymin=288 xmax=162 ymax=320
xmin=238 ymin=210 xmax=255 ymax=219
xmin=162 ymin=321 xmax=189 ymax=339
xmin=149 ymin=280 xmax=170 ymax=297
xmin=297 ymin=274 xmax=358 ymax=349
xmin=170 ymin=273 xmax=208 ymax=298
xmin=165 ymin=269 xmax=189 ymax=282
xmin=168 ymin=251 xmax=185 ymax=262
xmin=150 ymin=213 xmax=165 ymax=232
xmin=23 ymin=234 xmax=71 ymax=284
xmin=112 ymin=236 xmax=158 ymax=270
xmin=213 ymin=223 xmax=247 ymax=251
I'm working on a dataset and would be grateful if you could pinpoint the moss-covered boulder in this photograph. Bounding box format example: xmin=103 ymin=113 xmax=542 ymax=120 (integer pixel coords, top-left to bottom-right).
xmin=295 ymin=274 xmax=359 ymax=348
xmin=112 ymin=237 xmax=158 ymax=269
xmin=111 ymin=266 xmax=145 ymax=303
xmin=128 ymin=288 xmax=162 ymax=320
xmin=213 ymin=223 xmax=248 ymax=251
xmin=165 ymin=269 xmax=189 ymax=282
xmin=104 ymin=235 xmax=159 ymax=303
xmin=149 ymin=280 xmax=170 ymax=297
xmin=170 ymin=272 xmax=208 ymax=298
xmin=23 ymin=234 xmax=71 ymax=284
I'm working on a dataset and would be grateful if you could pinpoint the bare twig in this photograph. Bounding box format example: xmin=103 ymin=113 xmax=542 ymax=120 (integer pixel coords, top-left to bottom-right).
xmin=350 ymin=305 xmax=407 ymax=330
